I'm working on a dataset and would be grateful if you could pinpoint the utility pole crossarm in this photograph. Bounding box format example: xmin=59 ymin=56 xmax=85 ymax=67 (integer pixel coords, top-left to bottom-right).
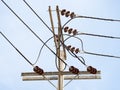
xmin=21 ymin=71 xmax=101 ymax=76
xmin=21 ymin=71 xmax=101 ymax=81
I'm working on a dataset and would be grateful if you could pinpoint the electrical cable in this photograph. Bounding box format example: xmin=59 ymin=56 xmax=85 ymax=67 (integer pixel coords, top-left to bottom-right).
xmin=42 ymin=75 xmax=57 ymax=89
xmin=78 ymin=32 xmax=120 ymax=39
xmin=84 ymin=51 xmax=120 ymax=59
xmin=1 ymin=0 xmax=68 ymax=66
xmin=33 ymin=36 xmax=53 ymax=65
xmin=76 ymin=15 xmax=120 ymax=22
xmin=32 ymin=35 xmax=67 ymax=71
xmin=23 ymin=0 xmax=53 ymax=34
xmin=64 ymin=74 xmax=79 ymax=88
xmin=0 ymin=32 xmax=33 ymax=66
xmin=33 ymin=35 xmax=67 ymax=71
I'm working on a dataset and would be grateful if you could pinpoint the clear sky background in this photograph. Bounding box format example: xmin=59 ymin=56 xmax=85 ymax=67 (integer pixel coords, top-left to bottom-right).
xmin=0 ymin=0 xmax=120 ymax=90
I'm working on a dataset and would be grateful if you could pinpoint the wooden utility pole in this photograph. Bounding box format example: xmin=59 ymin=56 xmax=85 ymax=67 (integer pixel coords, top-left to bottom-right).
xmin=56 ymin=5 xmax=66 ymax=90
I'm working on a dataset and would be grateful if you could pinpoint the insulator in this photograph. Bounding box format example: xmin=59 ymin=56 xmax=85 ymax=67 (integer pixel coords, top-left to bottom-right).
xmin=75 ymin=48 xmax=80 ymax=54
xmin=92 ymin=68 xmax=97 ymax=74
xmin=87 ymin=66 xmax=97 ymax=74
xmin=72 ymin=29 xmax=78 ymax=35
xmin=66 ymin=45 xmax=71 ymax=50
xmin=69 ymin=66 xmax=74 ymax=72
xmin=69 ymin=66 xmax=79 ymax=74
xmin=33 ymin=66 xmax=44 ymax=75
xmin=70 ymin=12 xmax=76 ymax=19
xmin=33 ymin=66 xmax=39 ymax=72
xmin=73 ymin=68 xmax=79 ymax=74
xmin=65 ymin=11 xmax=70 ymax=17
xmin=61 ymin=9 xmax=66 ymax=15
xmin=64 ymin=27 xmax=69 ymax=32
xmin=70 ymin=47 xmax=75 ymax=53
xmin=75 ymin=68 xmax=79 ymax=74
xmin=68 ymin=28 xmax=73 ymax=34
xmin=87 ymin=66 xmax=93 ymax=72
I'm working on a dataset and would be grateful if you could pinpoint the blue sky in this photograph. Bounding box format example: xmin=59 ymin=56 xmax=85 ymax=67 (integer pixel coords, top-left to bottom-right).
xmin=1 ymin=0 xmax=120 ymax=90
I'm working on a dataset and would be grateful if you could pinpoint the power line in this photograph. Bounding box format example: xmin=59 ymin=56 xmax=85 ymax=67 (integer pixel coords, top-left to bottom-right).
xmin=78 ymin=32 xmax=120 ymax=39
xmin=76 ymin=15 xmax=120 ymax=22
xmin=0 ymin=32 xmax=33 ymax=66
xmin=23 ymin=0 xmax=53 ymax=34
xmin=84 ymin=51 xmax=120 ymax=59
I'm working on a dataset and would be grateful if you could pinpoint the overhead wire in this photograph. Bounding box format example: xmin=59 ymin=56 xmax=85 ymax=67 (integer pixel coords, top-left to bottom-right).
xmin=0 ymin=32 xmax=33 ymax=67
xmin=42 ymin=75 xmax=57 ymax=89
xmin=78 ymin=32 xmax=120 ymax=39
xmin=62 ymin=14 xmax=120 ymax=32
xmin=68 ymin=15 xmax=120 ymax=28
xmin=76 ymin=15 xmax=120 ymax=22
xmin=64 ymin=74 xmax=80 ymax=88
xmin=32 ymin=35 xmax=67 ymax=71
xmin=84 ymin=51 xmax=120 ymax=59
xmin=23 ymin=0 xmax=53 ymax=34
xmin=78 ymin=32 xmax=120 ymax=58
xmin=33 ymin=36 xmax=53 ymax=65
